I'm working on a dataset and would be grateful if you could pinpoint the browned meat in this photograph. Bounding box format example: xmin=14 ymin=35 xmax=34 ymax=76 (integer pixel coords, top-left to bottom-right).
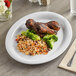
xmin=35 ymin=21 xmax=60 ymax=31
xmin=47 ymin=21 xmax=60 ymax=31
xmin=25 ymin=19 xmax=35 ymax=30
xmin=34 ymin=22 xmax=57 ymax=34
xmin=25 ymin=19 xmax=60 ymax=37
xmin=25 ymin=19 xmax=42 ymax=36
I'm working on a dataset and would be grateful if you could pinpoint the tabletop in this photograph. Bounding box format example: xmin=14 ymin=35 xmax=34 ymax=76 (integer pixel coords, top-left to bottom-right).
xmin=0 ymin=0 xmax=76 ymax=76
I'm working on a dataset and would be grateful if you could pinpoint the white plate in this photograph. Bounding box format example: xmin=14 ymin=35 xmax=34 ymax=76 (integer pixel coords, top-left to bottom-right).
xmin=5 ymin=11 xmax=72 ymax=64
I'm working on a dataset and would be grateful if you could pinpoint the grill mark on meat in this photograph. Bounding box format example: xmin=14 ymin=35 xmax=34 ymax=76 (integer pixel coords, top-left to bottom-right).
xmin=25 ymin=19 xmax=60 ymax=37
xmin=41 ymin=24 xmax=47 ymax=29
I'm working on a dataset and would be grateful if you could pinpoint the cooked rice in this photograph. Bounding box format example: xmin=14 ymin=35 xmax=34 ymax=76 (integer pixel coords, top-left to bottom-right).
xmin=16 ymin=34 xmax=50 ymax=56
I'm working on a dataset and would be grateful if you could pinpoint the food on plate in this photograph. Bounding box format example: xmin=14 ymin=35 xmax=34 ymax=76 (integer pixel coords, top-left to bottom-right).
xmin=16 ymin=19 xmax=60 ymax=56
xmin=43 ymin=34 xmax=58 ymax=49
xmin=26 ymin=19 xmax=60 ymax=37
xmin=22 ymin=30 xmax=41 ymax=40
xmin=43 ymin=34 xmax=58 ymax=41
xmin=47 ymin=21 xmax=60 ymax=31
xmin=25 ymin=19 xmax=57 ymax=37
xmin=16 ymin=34 xmax=49 ymax=56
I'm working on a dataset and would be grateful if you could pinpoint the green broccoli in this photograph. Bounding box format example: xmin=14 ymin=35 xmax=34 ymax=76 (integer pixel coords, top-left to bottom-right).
xmin=43 ymin=34 xmax=58 ymax=49
xmin=21 ymin=30 xmax=40 ymax=40
xmin=51 ymin=35 xmax=58 ymax=42
xmin=21 ymin=31 xmax=27 ymax=36
xmin=43 ymin=34 xmax=53 ymax=41
xmin=46 ymin=39 xmax=54 ymax=49
xmin=31 ymin=34 xmax=41 ymax=40
xmin=43 ymin=34 xmax=58 ymax=42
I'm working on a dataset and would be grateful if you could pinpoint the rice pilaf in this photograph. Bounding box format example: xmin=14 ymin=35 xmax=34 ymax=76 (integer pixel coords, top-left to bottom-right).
xmin=16 ymin=34 xmax=50 ymax=56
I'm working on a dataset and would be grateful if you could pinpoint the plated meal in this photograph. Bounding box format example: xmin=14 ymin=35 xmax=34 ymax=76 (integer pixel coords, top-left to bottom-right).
xmin=16 ymin=19 xmax=60 ymax=56
xmin=5 ymin=12 xmax=72 ymax=64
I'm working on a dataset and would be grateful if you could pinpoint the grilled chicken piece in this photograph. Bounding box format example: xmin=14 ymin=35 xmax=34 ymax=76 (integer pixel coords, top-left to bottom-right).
xmin=34 ymin=22 xmax=57 ymax=34
xmin=47 ymin=21 xmax=60 ymax=31
xmin=25 ymin=19 xmax=60 ymax=37
xmin=25 ymin=19 xmax=35 ymax=30
xmin=35 ymin=21 xmax=60 ymax=31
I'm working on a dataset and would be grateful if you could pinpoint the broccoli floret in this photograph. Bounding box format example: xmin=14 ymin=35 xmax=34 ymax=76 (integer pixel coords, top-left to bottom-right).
xmin=43 ymin=34 xmax=58 ymax=49
xmin=21 ymin=31 xmax=27 ymax=36
xmin=43 ymin=34 xmax=58 ymax=42
xmin=51 ymin=35 xmax=58 ymax=42
xmin=21 ymin=30 xmax=29 ymax=36
xmin=31 ymin=34 xmax=41 ymax=40
xmin=43 ymin=34 xmax=53 ymax=41
xmin=21 ymin=30 xmax=40 ymax=40
xmin=46 ymin=39 xmax=54 ymax=49
xmin=27 ymin=31 xmax=40 ymax=40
